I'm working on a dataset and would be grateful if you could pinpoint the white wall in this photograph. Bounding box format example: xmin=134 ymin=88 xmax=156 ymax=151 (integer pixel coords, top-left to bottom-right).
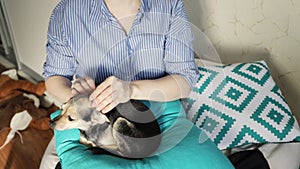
xmin=1 ymin=0 xmax=60 ymax=79
xmin=184 ymin=0 xmax=300 ymax=121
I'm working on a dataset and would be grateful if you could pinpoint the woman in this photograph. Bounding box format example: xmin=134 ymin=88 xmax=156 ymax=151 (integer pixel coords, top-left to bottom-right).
xmin=40 ymin=0 xmax=198 ymax=168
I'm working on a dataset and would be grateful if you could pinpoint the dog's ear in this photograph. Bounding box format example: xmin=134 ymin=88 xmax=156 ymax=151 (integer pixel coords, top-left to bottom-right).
xmin=61 ymin=97 xmax=76 ymax=115
xmin=51 ymin=101 xmax=71 ymax=122
xmin=61 ymin=97 xmax=74 ymax=110
xmin=61 ymin=102 xmax=68 ymax=112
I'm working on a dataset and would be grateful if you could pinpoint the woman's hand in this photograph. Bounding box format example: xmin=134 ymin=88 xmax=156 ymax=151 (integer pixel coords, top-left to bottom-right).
xmin=89 ymin=76 xmax=131 ymax=113
xmin=71 ymin=77 xmax=96 ymax=96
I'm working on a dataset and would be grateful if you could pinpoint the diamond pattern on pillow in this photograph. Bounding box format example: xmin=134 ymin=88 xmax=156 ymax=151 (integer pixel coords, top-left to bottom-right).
xmin=184 ymin=60 xmax=300 ymax=150
xmin=210 ymin=76 xmax=258 ymax=113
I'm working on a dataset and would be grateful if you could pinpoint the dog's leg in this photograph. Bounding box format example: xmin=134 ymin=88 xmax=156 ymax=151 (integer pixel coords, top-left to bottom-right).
xmin=112 ymin=116 xmax=162 ymax=158
xmin=112 ymin=117 xmax=146 ymax=158
xmin=79 ymin=133 xmax=97 ymax=147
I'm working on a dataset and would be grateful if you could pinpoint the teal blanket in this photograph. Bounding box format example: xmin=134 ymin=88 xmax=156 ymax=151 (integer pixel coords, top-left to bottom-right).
xmin=51 ymin=100 xmax=234 ymax=169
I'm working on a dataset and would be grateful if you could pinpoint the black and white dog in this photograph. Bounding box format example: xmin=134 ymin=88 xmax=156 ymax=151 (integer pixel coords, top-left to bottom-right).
xmin=50 ymin=94 xmax=161 ymax=158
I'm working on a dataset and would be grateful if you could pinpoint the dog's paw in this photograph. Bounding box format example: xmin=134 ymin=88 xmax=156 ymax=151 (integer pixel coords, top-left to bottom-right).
xmin=113 ymin=117 xmax=142 ymax=138
xmin=79 ymin=134 xmax=96 ymax=147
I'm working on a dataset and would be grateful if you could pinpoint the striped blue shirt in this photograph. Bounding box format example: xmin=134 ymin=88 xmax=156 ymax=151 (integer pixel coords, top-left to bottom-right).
xmin=43 ymin=0 xmax=198 ymax=88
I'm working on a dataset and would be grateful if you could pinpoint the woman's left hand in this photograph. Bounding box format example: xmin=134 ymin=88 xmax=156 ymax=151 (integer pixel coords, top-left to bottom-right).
xmin=89 ymin=76 xmax=131 ymax=113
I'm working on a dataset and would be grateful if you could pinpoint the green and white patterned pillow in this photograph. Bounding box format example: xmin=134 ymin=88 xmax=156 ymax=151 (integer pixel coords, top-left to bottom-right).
xmin=184 ymin=60 xmax=300 ymax=150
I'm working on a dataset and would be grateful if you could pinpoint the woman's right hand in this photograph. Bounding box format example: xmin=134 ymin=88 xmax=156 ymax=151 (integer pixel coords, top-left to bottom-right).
xmin=71 ymin=77 xmax=96 ymax=96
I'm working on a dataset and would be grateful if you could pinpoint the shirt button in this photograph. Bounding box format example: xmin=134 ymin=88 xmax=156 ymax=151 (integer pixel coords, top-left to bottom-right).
xmin=129 ymin=49 xmax=133 ymax=55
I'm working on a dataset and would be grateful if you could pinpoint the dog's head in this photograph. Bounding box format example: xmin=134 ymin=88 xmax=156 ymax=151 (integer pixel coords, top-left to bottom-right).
xmin=50 ymin=94 xmax=109 ymax=131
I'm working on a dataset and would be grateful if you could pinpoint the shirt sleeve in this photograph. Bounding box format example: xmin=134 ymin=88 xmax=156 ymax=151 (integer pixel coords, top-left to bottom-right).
xmin=164 ymin=0 xmax=199 ymax=89
xmin=43 ymin=2 xmax=76 ymax=80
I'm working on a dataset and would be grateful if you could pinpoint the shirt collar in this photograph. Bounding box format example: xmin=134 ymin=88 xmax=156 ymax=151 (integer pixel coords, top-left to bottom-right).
xmin=92 ymin=0 xmax=149 ymax=23
xmin=100 ymin=0 xmax=115 ymax=22
xmin=140 ymin=0 xmax=150 ymax=14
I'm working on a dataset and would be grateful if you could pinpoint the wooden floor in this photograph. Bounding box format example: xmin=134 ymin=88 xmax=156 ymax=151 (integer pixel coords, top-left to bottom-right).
xmin=0 ymin=64 xmax=58 ymax=169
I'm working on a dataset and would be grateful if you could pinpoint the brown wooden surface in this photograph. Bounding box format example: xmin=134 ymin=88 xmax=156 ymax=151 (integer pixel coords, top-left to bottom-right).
xmin=0 ymin=63 xmax=57 ymax=169
xmin=0 ymin=127 xmax=53 ymax=169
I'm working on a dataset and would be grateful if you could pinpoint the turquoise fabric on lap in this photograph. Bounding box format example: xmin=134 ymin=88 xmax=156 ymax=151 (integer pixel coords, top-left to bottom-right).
xmin=52 ymin=100 xmax=234 ymax=169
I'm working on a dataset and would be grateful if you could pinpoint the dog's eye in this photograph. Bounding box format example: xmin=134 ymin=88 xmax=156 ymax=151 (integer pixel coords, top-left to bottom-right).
xmin=68 ymin=115 xmax=75 ymax=121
